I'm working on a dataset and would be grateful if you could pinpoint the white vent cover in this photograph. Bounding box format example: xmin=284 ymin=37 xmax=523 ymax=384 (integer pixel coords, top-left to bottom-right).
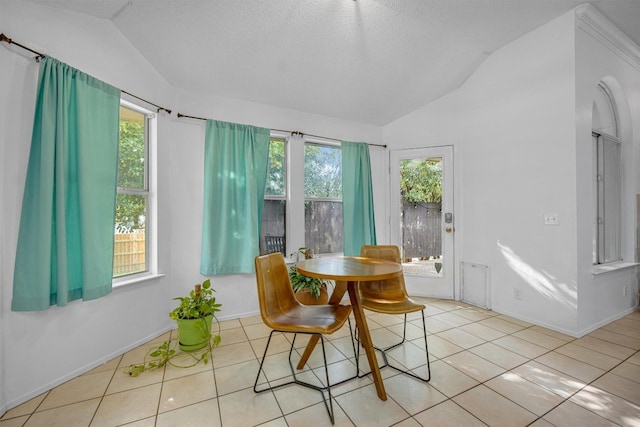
xmin=461 ymin=262 xmax=490 ymax=309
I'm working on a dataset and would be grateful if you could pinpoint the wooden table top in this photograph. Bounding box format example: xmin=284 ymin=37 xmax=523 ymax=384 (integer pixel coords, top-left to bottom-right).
xmin=296 ymin=256 xmax=402 ymax=282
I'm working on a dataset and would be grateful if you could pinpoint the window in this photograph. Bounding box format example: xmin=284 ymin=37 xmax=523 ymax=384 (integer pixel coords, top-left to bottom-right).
xmin=304 ymin=142 xmax=343 ymax=255
xmin=592 ymin=84 xmax=621 ymax=265
xmin=113 ymin=101 xmax=154 ymax=277
xmin=260 ymin=137 xmax=287 ymax=255
xmin=398 ymin=156 xmax=443 ymax=276
xmin=260 ymin=133 xmax=343 ymax=258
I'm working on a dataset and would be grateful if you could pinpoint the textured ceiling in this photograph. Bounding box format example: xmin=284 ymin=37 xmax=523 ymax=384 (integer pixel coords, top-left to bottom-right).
xmin=27 ymin=0 xmax=640 ymax=126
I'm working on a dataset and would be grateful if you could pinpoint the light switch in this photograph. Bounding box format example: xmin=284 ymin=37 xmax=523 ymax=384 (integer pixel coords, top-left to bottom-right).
xmin=543 ymin=213 xmax=559 ymax=225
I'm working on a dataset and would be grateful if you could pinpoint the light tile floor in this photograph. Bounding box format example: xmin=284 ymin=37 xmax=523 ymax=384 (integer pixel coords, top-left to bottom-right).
xmin=2 ymin=298 xmax=639 ymax=426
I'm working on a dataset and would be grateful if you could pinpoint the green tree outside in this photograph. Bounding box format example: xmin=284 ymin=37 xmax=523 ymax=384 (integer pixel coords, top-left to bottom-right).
xmin=265 ymin=142 xmax=442 ymax=204
xmin=400 ymin=158 xmax=442 ymax=203
xmin=116 ymin=115 xmax=146 ymax=230
xmin=304 ymin=144 xmax=341 ymax=198
xmin=265 ymin=138 xmax=285 ymax=196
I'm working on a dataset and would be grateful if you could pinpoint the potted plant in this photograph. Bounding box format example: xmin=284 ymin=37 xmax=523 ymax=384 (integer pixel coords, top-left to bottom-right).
xmin=124 ymin=279 xmax=222 ymax=377
xmin=170 ymin=279 xmax=222 ymax=351
xmin=289 ymin=247 xmax=330 ymax=304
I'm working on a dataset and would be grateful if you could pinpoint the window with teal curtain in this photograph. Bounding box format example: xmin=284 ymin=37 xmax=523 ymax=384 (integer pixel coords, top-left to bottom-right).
xmin=12 ymin=57 xmax=121 ymax=311
xmin=341 ymin=141 xmax=377 ymax=256
xmin=201 ymin=120 xmax=270 ymax=275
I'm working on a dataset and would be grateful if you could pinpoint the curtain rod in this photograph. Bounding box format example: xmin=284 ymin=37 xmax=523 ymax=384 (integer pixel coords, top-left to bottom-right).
xmin=0 ymin=33 xmax=172 ymax=115
xmin=177 ymin=112 xmax=387 ymax=148
xmin=1 ymin=32 xmax=383 ymax=147
xmin=0 ymin=33 xmax=44 ymax=60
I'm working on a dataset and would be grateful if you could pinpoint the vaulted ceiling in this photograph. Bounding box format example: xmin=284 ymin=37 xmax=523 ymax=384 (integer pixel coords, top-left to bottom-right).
xmin=28 ymin=0 xmax=640 ymax=126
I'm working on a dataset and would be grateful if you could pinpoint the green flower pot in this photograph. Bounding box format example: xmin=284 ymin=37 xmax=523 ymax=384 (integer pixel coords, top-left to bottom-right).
xmin=176 ymin=315 xmax=213 ymax=352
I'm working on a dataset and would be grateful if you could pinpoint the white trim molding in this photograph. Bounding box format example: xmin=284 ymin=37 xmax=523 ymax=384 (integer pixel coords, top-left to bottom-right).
xmin=576 ymin=4 xmax=640 ymax=71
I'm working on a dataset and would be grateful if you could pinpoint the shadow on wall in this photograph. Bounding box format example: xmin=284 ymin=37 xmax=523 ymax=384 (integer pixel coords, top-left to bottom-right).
xmin=498 ymin=241 xmax=577 ymax=311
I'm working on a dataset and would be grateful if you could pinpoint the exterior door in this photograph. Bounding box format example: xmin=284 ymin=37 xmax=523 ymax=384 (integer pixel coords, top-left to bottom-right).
xmin=390 ymin=146 xmax=454 ymax=298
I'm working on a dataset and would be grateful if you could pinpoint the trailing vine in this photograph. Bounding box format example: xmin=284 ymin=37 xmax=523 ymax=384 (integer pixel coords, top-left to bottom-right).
xmin=125 ymin=279 xmax=222 ymax=377
xmin=124 ymin=333 xmax=221 ymax=377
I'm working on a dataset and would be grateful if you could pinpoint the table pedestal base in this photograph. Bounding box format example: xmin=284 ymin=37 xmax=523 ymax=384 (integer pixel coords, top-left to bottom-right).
xmin=296 ymin=280 xmax=387 ymax=401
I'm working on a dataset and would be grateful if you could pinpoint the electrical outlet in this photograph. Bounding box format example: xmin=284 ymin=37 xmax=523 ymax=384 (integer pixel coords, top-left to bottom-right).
xmin=514 ymin=289 xmax=522 ymax=300
xmin=543 ymin=213 xmax=559 ymax=225
xmin=623 ymin=286 xmax=628 ymax=297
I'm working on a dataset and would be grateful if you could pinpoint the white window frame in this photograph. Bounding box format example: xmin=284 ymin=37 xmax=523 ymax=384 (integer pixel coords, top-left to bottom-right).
xmin=593 ymin=131 xmax=622 ymax=265
xmin=261 ymin=134 xmax=287 ymax=256
xmin=269 ymin=131 xmax=343 ymax=261
xmin=592 ymin=82 xmax=623 ymax=267
xmin=113 ymin=99 xmax=159 ymax=287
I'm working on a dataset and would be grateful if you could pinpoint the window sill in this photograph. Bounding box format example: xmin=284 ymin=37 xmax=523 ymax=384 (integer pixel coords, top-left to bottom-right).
xmin=592 ymin=262 xmax=639 ymax=275
xmin=113 ymin=272 xmax=165 ymax=288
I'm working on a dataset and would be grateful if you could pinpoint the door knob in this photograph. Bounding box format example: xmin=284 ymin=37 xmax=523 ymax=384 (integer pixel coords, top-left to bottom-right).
xmin=445 ymin=227 xmax=453 ymax=233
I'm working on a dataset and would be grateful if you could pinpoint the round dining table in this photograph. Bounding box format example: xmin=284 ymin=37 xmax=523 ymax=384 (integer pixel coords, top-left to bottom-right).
xmin=295 ymin=256 xmax=403 ymax=401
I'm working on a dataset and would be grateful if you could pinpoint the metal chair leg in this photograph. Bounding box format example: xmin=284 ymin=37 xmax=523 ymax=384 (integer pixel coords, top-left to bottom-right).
xmin=253 ymin=330 xmax=278 ymax=393
xmin=254 ymin=327 xmax=358 ymax=425
xmin=356 ymin=311 xmax=431 ymax=382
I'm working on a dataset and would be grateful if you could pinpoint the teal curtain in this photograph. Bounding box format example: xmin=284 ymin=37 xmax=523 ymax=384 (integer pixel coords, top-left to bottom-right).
xmin=12 ymin=57 xmax=121 ymax=311
xmin=201 ymin=120 xmax=270 ymax=275
xmin=342 ymin=141 xmax=377 ymax=256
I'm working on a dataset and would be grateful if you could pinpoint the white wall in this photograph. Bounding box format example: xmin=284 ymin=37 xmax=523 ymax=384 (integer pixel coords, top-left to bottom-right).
xmin=459 ymin=11 xmax=579 ymax=334
xmin=4 ymin=0 xmax=638 ymax=416
xmin=386 ymin=11 xmax=580 ymax=334
xmin=0 ymin=1 xmax=383 ymax=414
xmin=574 ymin=6 xmax=640 ymax=334
xmin=165 ymin=89 xmax=384 ymax=324
xmin=384 ymin=6 xmax=640 ymax=336
xmin=0 ymin=2 xmax=177 ymax=414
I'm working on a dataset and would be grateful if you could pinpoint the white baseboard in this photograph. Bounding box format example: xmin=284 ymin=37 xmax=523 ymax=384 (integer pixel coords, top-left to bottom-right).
xmin=2 ymin=326 xmax=172 ymax=416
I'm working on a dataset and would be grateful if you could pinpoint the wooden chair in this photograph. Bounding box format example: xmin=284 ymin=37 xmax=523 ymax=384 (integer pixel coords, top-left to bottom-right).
xmin=356 ymin=245 xmax=431 ymax=382
xmin=253 ymin=252 xmax=354 ymax=424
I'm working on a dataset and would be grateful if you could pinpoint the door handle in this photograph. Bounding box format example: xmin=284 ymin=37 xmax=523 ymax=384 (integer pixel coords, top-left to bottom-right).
xmin=445 ymin=227 xmax=454 ymax=233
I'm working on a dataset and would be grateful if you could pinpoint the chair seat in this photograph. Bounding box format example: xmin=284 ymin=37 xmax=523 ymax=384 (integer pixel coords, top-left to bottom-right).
xmin=265 ymin=304 xmax=353 ymax=334
xmin=361 ymin=297 xmax=425 ymax=315
xmin=356 ymin=245 xmax=431 ymax=383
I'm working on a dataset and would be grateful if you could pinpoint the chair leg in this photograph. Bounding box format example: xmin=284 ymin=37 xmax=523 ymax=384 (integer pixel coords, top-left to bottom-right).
xmin=319 ymin=335 xmax=335 ymax=424
xmin=355 ymin=314 xmax=407 ymax=377
xmin=254 ymin=330 xmax=343 ymax=425
xmin=288 ymin=334 xmax=337 ymax=424
xmin=253 ymin=330 xmax=284 ymax=393
xmin=296 ymin=317 xmax=358 ymax=387
xmin=346 ymin=317 xmax=358 ymax=379
xmin=382 ymin=313 xmax=409 ymax=352
xmin=420 ymin=311 xmax=431 ymax=381
xmin=356 ymin=311 xmax=431 ymax=382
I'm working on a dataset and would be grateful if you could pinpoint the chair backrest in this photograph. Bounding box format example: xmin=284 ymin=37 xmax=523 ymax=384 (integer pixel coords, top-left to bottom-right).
xmin=359 ymin=245 xmax=408 ymax=301
xmin=254 ymin=252 xmax=299 ymax=329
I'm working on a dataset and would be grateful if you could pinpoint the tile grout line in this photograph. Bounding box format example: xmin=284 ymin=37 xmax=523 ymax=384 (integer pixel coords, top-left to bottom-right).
xmin=3 ymin=306 xmax=638 ymax=426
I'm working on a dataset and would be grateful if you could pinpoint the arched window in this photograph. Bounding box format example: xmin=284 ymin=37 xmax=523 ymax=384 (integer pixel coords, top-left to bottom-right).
xmin=592 ymin=83 xmax=621 ymax=265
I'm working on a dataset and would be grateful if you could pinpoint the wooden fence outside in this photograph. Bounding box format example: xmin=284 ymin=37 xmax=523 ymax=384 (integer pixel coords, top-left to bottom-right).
xmin=261 ymin=199 xmax=344 ymax=255
xmin=113 ymin=232 xmax=146 ymax=276
xmin=401 ymin=201 xmax=442 ymax=259
xmin=112 ymin=199 xmax=440 ymax=275
xmin=261 ymin=198 xmax=441 ymax=259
